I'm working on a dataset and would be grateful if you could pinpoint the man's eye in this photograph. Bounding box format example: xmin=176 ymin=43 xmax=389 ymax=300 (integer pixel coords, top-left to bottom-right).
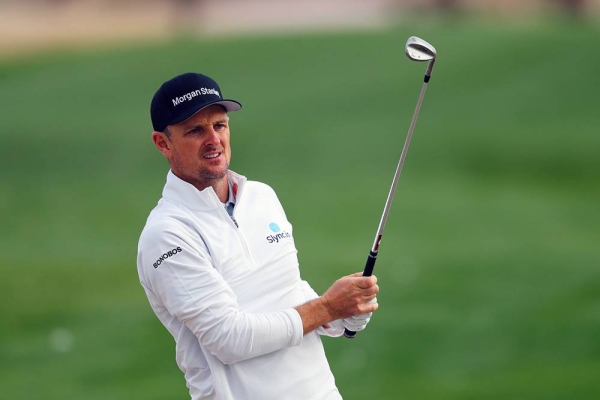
xmin=188 ymin=128 xmax=201 ymax=134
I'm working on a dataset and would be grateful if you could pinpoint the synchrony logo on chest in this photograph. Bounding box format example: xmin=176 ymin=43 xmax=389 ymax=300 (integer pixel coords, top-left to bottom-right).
xmin=266 ymin=222 xmax=292 ymax=244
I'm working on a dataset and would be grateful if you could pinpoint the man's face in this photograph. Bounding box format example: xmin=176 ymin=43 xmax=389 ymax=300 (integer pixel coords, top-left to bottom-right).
xmin=153 ymin=105 xmax=231 ymax=190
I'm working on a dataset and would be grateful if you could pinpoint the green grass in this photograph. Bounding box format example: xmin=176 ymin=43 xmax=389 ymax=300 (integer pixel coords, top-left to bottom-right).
xmin=1 ymin=17 xmax=599 ymax=399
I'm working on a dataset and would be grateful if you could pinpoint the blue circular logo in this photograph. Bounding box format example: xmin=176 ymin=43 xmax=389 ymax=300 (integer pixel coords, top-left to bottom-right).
xmin=269 ymin=223 xmax=281 ymax=233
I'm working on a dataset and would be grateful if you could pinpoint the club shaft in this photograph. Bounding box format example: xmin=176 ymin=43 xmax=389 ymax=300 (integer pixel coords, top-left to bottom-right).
xmin=369 ymin=80 xmax=429 ymax=255
xmin=344 ymin=72 xmax=432 ymax=339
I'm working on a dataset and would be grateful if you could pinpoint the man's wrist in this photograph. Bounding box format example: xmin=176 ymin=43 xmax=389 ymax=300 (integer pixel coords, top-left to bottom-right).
xmin=295 ymin=297 xmax=334 ymax=335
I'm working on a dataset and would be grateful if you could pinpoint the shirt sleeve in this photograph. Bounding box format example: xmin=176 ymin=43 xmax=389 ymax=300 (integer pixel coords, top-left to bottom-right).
xmin=299 ymin=279 xmax=319 ymax=301
xmin=139 ymin=219 xmax=304 ymax=365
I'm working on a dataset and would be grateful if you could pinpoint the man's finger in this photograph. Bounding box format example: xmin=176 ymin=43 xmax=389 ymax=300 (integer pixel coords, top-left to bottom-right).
xmin=353 ymin=276 xmax=378 ymax=289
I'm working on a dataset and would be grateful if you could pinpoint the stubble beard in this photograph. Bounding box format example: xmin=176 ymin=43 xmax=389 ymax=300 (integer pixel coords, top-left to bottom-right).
xmin=198 ymin=162 xmax=229 ymax=182
xmin=172 ymin=157 xmax=229 ymax=189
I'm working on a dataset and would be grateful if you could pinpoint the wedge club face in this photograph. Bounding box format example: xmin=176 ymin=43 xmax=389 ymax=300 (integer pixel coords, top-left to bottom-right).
xmin=405 ymin=36 xmax=437 ymax=61
xmin=406 ymin=36 xmax=437 ymax=81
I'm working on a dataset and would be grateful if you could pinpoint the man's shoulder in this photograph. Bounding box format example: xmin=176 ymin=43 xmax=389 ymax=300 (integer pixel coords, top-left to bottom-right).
xmin=244 ymin=179 xmax=279 ymax=197
xmin=147 ymin=198 xmax=189 ymax=223
xmin=139 ymin=201 xmax=193 ymax=242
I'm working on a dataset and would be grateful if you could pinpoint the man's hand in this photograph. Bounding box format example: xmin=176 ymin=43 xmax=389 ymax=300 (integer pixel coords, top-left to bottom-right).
xmin=342 ymin=297 xmax=377 ymax=332
xmin=327 ymin=297 xmax=377 ymax=333
xmin=295 ymin=273 xmax=379 ymax=335
xmin=320 ymin=273 xmax=379 ymax=320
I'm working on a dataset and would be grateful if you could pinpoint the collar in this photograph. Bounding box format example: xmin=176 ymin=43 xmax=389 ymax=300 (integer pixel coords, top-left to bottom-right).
xmin=162 ymin=170 xmax=246 ymax=212
xmin=225 ymin=178 xmax=236 ymax=206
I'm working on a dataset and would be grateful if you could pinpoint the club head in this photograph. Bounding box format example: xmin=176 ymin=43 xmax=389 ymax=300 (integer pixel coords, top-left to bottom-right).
xmin=405 ymin=36 xmax=437 ymax=62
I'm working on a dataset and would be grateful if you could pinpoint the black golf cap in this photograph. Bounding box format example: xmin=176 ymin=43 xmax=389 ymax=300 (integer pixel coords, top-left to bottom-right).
xmin=151 ymin=72 xmax=242 ymax=132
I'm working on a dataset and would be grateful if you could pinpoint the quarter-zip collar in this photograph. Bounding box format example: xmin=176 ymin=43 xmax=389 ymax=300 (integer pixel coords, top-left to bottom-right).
xmin=162 ymin=169 xmax=247 ymax=212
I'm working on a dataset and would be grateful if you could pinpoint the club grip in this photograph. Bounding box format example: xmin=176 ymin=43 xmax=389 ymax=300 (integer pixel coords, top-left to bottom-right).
xmin=344 ymin=251 xmax=377 ymax=338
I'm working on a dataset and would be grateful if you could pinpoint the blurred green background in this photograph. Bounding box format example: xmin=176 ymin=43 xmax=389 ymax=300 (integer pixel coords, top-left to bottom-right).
xmin=1 ymin=5 xmax=599 ymax=400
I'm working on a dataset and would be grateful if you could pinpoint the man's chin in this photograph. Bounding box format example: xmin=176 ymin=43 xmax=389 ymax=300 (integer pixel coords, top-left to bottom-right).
xmin=199 ymin=167 xmax=228 ymax=182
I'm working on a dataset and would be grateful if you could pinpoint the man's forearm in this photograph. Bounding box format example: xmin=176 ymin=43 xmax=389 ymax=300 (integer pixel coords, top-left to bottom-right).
xmin=295 ymin=297 xmax=335 ymax=335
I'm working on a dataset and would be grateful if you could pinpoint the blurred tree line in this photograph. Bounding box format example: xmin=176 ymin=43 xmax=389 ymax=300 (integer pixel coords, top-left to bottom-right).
xmin=9 ymin=0 xmax=592 ymax=18
xmin=429 ymin=0 xmax=587 ymax=17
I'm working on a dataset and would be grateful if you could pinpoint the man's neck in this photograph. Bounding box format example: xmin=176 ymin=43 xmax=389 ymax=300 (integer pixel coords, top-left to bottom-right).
xmin=210 ymin=177 xmax=229 ymax=203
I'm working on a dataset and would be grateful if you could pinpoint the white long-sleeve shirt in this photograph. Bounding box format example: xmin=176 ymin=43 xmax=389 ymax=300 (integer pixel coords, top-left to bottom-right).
xmin=137 ymin=170 xmax=343 ymax=399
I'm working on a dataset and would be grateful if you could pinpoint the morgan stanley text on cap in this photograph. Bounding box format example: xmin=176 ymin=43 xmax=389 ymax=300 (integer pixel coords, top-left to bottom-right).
xmin=151 ymin=72 xmax=242 ymax=132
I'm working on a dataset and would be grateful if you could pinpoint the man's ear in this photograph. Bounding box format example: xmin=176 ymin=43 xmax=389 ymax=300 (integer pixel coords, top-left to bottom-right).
xmin=152 ymin=131 xmax=172 ymax=159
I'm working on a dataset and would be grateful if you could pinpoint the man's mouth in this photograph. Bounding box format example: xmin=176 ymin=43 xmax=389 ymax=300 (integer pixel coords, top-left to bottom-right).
xmin=204 ymin=152 xmax=221 ymax=159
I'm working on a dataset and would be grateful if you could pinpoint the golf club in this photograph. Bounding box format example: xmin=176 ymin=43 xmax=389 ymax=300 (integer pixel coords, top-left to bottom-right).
xmin=344 ymin=36 xmax=437 ymax=339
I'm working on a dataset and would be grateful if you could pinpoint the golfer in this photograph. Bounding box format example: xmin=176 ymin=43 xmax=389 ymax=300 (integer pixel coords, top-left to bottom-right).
xmin=137 ymin=72 xmax=379 ymax=400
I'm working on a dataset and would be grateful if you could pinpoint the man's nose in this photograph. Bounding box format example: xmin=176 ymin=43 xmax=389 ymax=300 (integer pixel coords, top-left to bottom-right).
xmin=204 ymin=128 xmax=221 ymax=146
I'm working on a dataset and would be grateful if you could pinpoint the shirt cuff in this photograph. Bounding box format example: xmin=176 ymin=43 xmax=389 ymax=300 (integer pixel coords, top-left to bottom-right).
xmin=283 ymin=308 xmax=304 ymax=346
